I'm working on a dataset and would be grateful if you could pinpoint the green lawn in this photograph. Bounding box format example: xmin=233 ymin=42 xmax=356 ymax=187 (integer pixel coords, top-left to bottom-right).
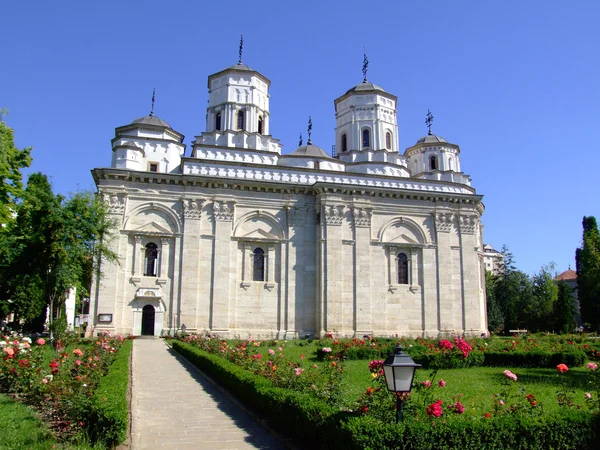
xmin=0 ymin=395 xmax=96 ymax=450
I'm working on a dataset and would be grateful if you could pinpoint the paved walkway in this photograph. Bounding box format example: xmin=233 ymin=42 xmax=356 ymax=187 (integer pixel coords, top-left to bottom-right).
xmin=131 ymin=338 xmax=286 ymax=450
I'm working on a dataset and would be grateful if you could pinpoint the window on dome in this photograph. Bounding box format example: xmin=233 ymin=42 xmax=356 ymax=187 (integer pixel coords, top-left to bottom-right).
xmin=253 ymin=247 xmax=265 ymax=281
xmin=386 ymin=131 xmax=392 ymax=150
xmin=237 ymin=111 xmax=245 ymax=130
xmin=314 ymin=161 xmax=320 ymax=169
xmin=362 ymin=129 xmax=370 ymax=148
xmin=341 ymin=134 xmax=347 ymax=152
xmin=258 ymin=116 xmax=264 ymax=135
xmin=149 ymin=163 xmax=158 ymax=172
xmin=397 ymin=252 xmax=408 ymax=285
xmin=430 ymin=155 xmax=438 ymax=170
xmin=144 ymin=243 xmax=159 ymax=277
xmin=216 ymin=113 xmax=222 ymax=131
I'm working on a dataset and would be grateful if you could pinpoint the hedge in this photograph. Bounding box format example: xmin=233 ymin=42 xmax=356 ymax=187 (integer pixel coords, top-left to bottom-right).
xmin=174 ymin=340 xmax=600 ymax=450
xmin=86 ymin=338 xmax=133 ymax=447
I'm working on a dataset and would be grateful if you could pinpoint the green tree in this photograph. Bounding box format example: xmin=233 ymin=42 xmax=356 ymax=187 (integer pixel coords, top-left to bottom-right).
xmin=526 ymin=263 xmax=559 ymax=332
xmin=553 ymin=280 xmax=576 ymax=333
xmin=0 ymin=173 xmax=118 ymax=330
xmin=576 ymin=216 xmax=600 ymax=331
xmin=0 ymin=111 xmax=33 ymax=226
xmin=485 ymin=270 xmax=503 ymax=333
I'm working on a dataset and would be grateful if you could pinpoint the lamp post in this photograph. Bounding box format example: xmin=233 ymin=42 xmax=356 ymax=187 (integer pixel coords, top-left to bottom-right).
xmin=383 ymin=345 xmax=421 ymax=423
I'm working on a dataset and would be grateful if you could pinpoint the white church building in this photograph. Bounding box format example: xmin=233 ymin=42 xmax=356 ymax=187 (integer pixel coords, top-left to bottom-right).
xmin=89 ymin=55 xmax=488 ymax=339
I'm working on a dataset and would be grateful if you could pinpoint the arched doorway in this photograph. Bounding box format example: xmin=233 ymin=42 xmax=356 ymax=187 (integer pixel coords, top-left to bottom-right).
xmin=141 ymin=304 xmax=155 ymax=336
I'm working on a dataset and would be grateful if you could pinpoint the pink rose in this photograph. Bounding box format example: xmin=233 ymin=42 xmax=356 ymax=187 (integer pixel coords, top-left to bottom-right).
xmin=42 ymin=378 xmax=48 ymax=384
xmin=75 ymin=360 xmax=82 ymax=366
xmin=36 ymin=338 xmax=46 ymax=346
xmin=268 ymin=349 xmax=275 ymax=356
xmin=322 ymin=347 xmax=332 ymax=353
xmin=421 ymin=380 xmax=431 ymax=388
xmin=586 ymin=362 xmax=598 ymax=371
xmin=438 ymin=379 xmax=446 ymax=388
xmin=585 ymin=392 xmax=592 ymax=399
xmin=295 ymin=368 xmax=304 ymax=376
xmin=73 ymin=348 xmax=84 ymax=357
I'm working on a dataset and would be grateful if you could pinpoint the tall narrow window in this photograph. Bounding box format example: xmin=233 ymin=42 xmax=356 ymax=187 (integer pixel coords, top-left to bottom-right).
xmin=149 ymin=163 xmax=158 ymax=172
xmin=430 ymin=155 xmax=438 ymax=170
xmin=237 ymin=111 xmax=245 ymax=130
xmin=362 ymin=129 xmax=370 ymax=148
xmin=314 ymin=161 xmax=320 ymax=169
xmin=253 ymin=248 xmax=265 ymax=281
xmin=341 ymin=133 xmax=347 ymax=152
xmin=448 ymin=156 xmax=453 ymax=171
xmin=397 ymin=252 xmax=408 ymax=285
xmin=144 ymin=243 xmax=158 ymax=277
xmin=215 ymin=113 xmax=222 ymax=131
xmin=258 ymin=116 xmax=264 ymax=134
xmin=386 ymin=131 xmax=392 ymax=150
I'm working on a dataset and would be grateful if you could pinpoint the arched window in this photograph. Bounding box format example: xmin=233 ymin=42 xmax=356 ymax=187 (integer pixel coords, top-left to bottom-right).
xmin=237 ymin=110 xmax=245 ymax=130
xmin=253 ymin=247 xmax=265 ymax=281
xmin=341 ymin=134 xmax=347 ymax=152
xmin=362 ymin=129 xmax=371 ymax=148
xmin=397 ymin=252 xmax=408 ymax=284
xmin=386 ymin=131 xmax=392 ymax=150
xmin=258 ymin=116 xmax=264 ymax=134
xmin=448 ymin=156 xmax=453 ymax=171
xmin=430 ymin=155 xmax=438 ymax=170
xmin=215 ymin=113 xmax=222 ymax=131
xmin=144 ymin=243 xmax=158 ymax=277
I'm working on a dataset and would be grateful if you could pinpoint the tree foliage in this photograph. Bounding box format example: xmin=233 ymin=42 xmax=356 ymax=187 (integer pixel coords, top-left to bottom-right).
xmin=0 ymin=173 xmax=118 ymax=330
xmin=553 ymin=280 xmax=576 ymax=333
xmin=576 ymin=216 xmax=600 ymax=331
xmin=0 ymin=112 xmax=33 ymax=226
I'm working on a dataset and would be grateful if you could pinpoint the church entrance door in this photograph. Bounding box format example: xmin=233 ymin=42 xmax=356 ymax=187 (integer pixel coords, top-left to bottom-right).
xmin=141 ymin=305 xmax=155 ymax=336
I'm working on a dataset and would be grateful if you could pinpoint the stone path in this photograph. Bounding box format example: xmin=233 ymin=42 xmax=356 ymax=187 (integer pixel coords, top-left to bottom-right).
xmin=131 ymin=338 xmax=286 ymax=450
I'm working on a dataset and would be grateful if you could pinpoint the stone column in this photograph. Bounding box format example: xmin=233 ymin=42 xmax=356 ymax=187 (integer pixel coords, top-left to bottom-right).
xmin=352 ymin=206 xmax=373 ymax=336
xmin=284 ymin=206 xmax=306 ymax=339
xmin=132 ymin=235 xmax=142 ymax=277
xmin=210 ymin=200 xmax=235 ymax=333
xmin=180 ymin=199 xmax=204 ymax=332
xmin=458 ymin=213 xmax=484 ymax=336
xmin=321 ymin=203 xmax=345 ymax=334
xmin=435 ymin=211 xmax=456 ymax=335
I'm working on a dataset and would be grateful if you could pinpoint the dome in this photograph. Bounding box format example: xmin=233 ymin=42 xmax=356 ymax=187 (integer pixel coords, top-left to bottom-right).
xmin=132 ymin=115 xmax=171 ymax=129
xmin=556 ymin=269 xmax=577 ymax=281
xmin=226 ymin=62 xmax=253 ymax=72
xmin=288 ymin=144 xmax=334 ymax=160
xmin=345 ymin=81 xmax=387 ymax=95
xmin=416 ymin=134 xmax=447 ymax=144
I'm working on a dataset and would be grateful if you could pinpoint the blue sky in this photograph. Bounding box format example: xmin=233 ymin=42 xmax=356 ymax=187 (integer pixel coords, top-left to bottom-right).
xmin=1 ymin=1 xmax=598 ymax=276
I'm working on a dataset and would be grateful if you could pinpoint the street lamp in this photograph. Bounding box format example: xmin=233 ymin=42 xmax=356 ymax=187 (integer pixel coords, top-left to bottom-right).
xmin=383 ymin=345 xmax=421 ymax=422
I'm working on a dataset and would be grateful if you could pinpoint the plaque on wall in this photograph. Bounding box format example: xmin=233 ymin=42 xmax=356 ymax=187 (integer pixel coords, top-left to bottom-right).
xmin=98 ymin=313 xmax=113 ymax=323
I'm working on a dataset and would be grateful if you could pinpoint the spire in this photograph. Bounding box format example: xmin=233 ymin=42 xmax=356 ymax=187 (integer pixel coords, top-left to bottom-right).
xmin=425 ymin=109 xmax=434 ymax=135
xmin=362 ymin=48 xmax=369 ymax=83
xmin=299 ymin=132 xmax=303 ymax=147
xmin=150 ymin=88 xmax=156 ymax=116
xmin=238 ymin=34 xmax=244 ymax=64
xmin=307 ymin=117 xmax=312 ymax=144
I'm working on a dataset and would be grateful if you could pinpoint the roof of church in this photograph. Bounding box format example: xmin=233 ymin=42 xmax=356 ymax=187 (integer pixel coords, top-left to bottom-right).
xmin=288 ymin=144 xmax=334 ymax=160
xmin=345 ymin=81 xmax=387 ymax=94
xmin=227 ymin=63 xmax=253 ymax=71
xmin=416 ymin=134 xmax=447 ymax=144
xmin=132 ymin=115 xmax=172 ymax=129
xmin=556 ymin=269 xmax=577 ymax=281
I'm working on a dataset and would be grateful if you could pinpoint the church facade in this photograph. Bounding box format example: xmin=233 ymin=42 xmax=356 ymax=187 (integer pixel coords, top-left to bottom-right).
xmin=90 ymin=58 xmax=488 ymax=339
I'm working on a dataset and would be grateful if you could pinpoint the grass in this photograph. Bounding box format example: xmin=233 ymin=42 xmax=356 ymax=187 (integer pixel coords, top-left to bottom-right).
xmin=0 ymin=395 xmax=97 ymax=450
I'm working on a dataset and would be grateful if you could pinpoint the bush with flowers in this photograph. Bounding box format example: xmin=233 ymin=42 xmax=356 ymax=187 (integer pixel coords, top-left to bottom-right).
xmin=0 ymin=331 xmax=130 ymax=446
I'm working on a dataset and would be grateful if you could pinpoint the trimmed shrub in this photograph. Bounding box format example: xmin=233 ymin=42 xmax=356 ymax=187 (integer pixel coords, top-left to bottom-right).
xmin=87 ymin=338 xmax=132 ymax=447
xmin=483 ymin=350 xmax=586 ymax=368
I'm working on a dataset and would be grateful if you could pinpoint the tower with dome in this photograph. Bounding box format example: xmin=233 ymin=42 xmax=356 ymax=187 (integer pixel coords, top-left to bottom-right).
xmin=90 ymin=51 xmax=487 ymax=339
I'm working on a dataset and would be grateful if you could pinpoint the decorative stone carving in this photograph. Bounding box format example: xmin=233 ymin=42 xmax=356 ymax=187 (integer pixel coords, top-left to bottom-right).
xmin=287 ymin=206 xmax=308 ymax=227
xmin=323 ymin=205 xmax=345 ymax=226
xmin=213 ymin=200 xmax=235 ymax=222
xmin=103 ymin=193 xmax=125 ymax=215
xmin=458 ymin=214 xmax=478 ymax=234
xmin=182 ymin=198 xmax=205 ymax=220
xmin=352 ymin=207 xmax=372 ymax=228
xmin=436 ymin=212 xmax=454 ymax=233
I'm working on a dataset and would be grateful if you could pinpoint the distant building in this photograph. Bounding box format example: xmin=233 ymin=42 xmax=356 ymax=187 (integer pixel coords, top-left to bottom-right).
xmin=482 ymin=244 xmax=504 ymax=275
xmin=556 ymin=268 xmax=582 ymax=327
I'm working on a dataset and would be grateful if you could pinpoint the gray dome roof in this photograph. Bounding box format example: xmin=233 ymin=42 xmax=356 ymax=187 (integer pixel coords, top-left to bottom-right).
xmin=288 ymin=144 xmax=333 ymax=160
xmin=227 ymin=63 xmax=253 ymax=71
xmin=345 ymin=81 xmax=387 ymax=95
xmin=132 ymin=115 xmax=171 ymax=128
xmin=416 ymin=134 xmax=447 ymax=144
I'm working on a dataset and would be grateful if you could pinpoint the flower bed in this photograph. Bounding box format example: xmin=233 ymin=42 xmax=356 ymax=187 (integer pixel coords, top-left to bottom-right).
xmin=173 ymin=338 xmax=600 ymax=449
xmin=0 ymin=332 xmax=131 ymax=447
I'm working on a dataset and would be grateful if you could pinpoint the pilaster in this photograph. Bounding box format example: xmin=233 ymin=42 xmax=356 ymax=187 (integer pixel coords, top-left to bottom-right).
xmin=210 ymin=200 xmax=235 ymax=332
xmin=352 ymin=206 xmax=373 ymax=336
xmin=180 ymin=198 xmax=204 ymax=332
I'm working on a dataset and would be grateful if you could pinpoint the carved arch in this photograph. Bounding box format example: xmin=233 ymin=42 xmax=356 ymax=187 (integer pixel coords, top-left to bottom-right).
xmin=233 ymin=210 xmax=285 ymax=241
xmin=377 ymin=216 xmax=429 ymax=245
xmin=123 ymin=202 xmax=181 ymax=234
